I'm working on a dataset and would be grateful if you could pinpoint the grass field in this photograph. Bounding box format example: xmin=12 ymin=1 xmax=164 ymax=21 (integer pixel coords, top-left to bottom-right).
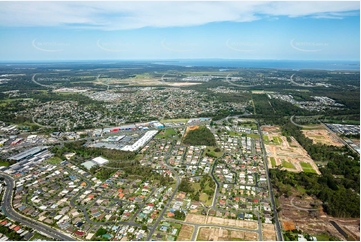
xmin=282 ymin=160 xmax=296 ymax=169
xmin=228 ymin=131 xmax=239 ymax=136
xmin=0 ymin=161 xmax=9 ymax=167
xmin=272 ymin=136 xmax=282 ymax=144
xmin=270 ymin=157 xmax=276 ymax=168
xmin=199 ymin=193 xmax=212 ymax=206
xmin=315 ymin=233 xmax=337 ymax=241
xmin=263 ymin=135 xmax=269 ymax=142
xmin=247 ymin=133 xmax=260 ymax=139
xmin=300 ymin=162 xmax=317 ymax=173
xmin=205 ymin=146 xmax=223 ymax=158
xmin=45 ymin=157 xmax=62 ymax=164
xmin=156 ymin=128 xmax=177 ymax=139
xmin=160 ymin=118 xmax=188 ymax=123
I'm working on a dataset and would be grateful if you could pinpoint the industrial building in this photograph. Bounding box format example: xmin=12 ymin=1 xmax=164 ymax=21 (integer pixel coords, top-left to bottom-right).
xmin=121 ymin=130 xmax=158 ymax=152
xmin=8 ymin=146 xmax=49 ymax=162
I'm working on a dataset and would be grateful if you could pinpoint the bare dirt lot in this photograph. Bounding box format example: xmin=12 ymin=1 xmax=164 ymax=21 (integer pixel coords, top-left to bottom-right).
xmin=184 ymin=125 xmax=199 ymax=138
xmin=262 ymin=125 xmax=320 ymax=174
xmin=185 ymin=214 xmax=258 ymax=230
xmin=278 ymin=192 xmax=360 ymax=241
xmin=98 ymin=77 xmax=202 ymax=87
xmin=302 ymin=129 xmax=344 ymax=147
xmin=177 ymin=225 xmax=194 ymax=241
xmin=262 ymin=224 xmax=277 ymax=241
xmin=282 ymin=220 xmax=295 ymax=231
xmin=197 ymin=227 xmax=258 ymax=241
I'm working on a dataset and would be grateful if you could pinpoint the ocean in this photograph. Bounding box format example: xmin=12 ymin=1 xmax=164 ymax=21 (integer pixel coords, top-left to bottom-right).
xmin=151 ymin=59 xmax=360 ymax=71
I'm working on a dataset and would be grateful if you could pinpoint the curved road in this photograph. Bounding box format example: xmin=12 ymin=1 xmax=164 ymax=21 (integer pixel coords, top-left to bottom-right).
xmin=31 ymin=74 xmax=55 ymax=89
xmin=289 ymin=74 xmax=314 ymax=87
xmin=225 ymin=74 xmax=257 ymax=88
xmin=0 ymin=173 xmax=76 ymax=241
xmin=290 ymin=115 xmax=322 ymax=129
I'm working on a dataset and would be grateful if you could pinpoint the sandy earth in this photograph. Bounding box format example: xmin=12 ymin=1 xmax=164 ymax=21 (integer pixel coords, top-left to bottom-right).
xmin=262 ymin=224 xmax=277 ymax=241
xmin=262 ymin=126 xmax=321 ymax=174
xmin=302 ymin=129 xmax=344 ymax=147
xmin=185 ymin=214 xmax=258 ymax=230
xmin=278 ymin=194 xmax=360 ymax=241
xmin=197 ymin=227 xmax=258 ymax=241
xmin=177 ymin=225 xmax=194 ymax=241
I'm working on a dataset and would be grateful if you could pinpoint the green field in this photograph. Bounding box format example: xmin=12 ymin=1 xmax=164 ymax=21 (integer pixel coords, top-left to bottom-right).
xmin=247 ymin=133 xmax=260 ymax=139
xmin=0 ymin=161 xmax=9 ymax=167
xmin=160 ymin=118 xmax=188 ymax=123
xmin=272 ymin=136 xmax=282 ymax=144
xmin=228 ymin=131 xmax=239 ymax=136
xmin=45 ymin=157 xmax=62 ymax=164
xmin=205 ymin=146 xmax=223 ymax=158
xmin=156 ymin=128 xmax=177 ymax=139
xmin=199 ymin=193 xmax=212 ymax=206
xmin=281 ymin=160 xmax=296 ymax=169
xmin=300 ymin=162 xmax=317 ymax=173
xmin=315 ymin=233 xmax=338 ymax=241
xmin=263 ymin=135 xmax=269 ymax=142
xmin=270 ymin=157 xmax=276 ymax=167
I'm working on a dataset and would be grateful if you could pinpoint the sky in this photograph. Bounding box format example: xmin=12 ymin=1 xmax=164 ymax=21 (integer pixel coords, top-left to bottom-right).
xmin=0 ymin=1 xmax=359 ymax=61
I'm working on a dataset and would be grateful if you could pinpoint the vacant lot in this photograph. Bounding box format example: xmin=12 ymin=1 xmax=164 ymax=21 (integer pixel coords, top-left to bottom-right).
xmin=282 ymin=220 xmax=295 ymax=231
xmin=177 ymin=225 xmax=194 ymax=241
xmin=262 ymin=125 xmax=320 ymax=175
xmin=185 ymin=214 xmax=258 ymax=230
xmin=197 ymin=227 xmax=258 ymax=241
xmin=300 ymin=162 xmax=317 ymax=173
xmin=278 ymin=192 xmax=360 ymax=241
xmin=262 ymin=224 xmax=277 ymax=241
xmin=302 ymin=129 xmax=343 ymax=147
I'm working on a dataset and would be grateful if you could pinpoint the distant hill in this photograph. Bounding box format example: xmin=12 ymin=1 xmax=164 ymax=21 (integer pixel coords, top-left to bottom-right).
xmin=183 ymin=126 xmax=216 ymax=146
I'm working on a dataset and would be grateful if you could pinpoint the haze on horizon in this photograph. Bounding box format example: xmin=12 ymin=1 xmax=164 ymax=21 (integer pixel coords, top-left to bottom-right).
xmin=0 ymin=1 xmax=359 ymax=61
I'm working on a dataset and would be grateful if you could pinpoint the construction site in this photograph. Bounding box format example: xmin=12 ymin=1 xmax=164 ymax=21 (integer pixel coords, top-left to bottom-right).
xmin=278 ymin=190 xmax=360 ymax=241
xmin=262 ymin=126 xmax=320 ymax=174
xmin=302 ymin=128 xmax=344 ymax=147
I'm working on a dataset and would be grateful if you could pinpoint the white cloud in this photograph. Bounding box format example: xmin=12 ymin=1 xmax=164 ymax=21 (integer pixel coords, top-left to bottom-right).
xmin=0 ymin=1 xmax=359 ymax=30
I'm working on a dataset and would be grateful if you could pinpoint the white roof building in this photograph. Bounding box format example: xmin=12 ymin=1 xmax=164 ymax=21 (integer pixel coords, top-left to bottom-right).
xmin=92 ymin=156 xmax=109 ymax=165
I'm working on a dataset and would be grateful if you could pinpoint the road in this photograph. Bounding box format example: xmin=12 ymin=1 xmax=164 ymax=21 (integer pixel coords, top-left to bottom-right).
xmin=257 ymin=122 xmax=283 ymax=241
xmin=290 ymin=115 xmax=321 ymax=129
xmin=0 ymin=173 xmax=76 ymax=241
xmin=96 ymin=74 xmax=110 ymax=90
xmin=225 ymin=74 xmax=256 ymax=87
xmin=31 ymin=74 xmax=55 ymax=89
xmin=164 ymin=218 xmax=261 ymax=240
xmin=289 ymin=74 xmax=314 ymax=87
xmin=146 ymin=141 xmax=181 ymax=240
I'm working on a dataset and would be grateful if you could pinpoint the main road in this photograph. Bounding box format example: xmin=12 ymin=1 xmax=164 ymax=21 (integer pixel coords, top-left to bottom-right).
xmin=0 ymin=173 xmax=76 ymax=241
xmin=257 ymin=122 xmax=283 ymax=241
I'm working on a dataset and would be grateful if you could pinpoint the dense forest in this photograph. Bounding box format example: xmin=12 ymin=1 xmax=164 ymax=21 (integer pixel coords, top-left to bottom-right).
xmin=183 ymin=126 xmax=217 ymax=146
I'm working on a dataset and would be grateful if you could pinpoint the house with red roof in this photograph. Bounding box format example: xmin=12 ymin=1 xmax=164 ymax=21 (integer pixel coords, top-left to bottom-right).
xmin=13 ymin=226 xmax=21 ymax=232
xmin=74 ymin=230 xmax=85 ymax=236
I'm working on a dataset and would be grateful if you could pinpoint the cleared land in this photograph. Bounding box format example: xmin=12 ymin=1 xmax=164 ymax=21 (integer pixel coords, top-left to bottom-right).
xmin=300 ymin=162 xmax=317 ymax=173
xmin=262 ymin=125 xmax=320 ymax=174
xmin=262 ymin=223 xmax=277 ymax=241
xmin=197 ymin=227 xmax=258 ymax=241
xmin=186 ymin=214 xmax=258 ymax=230
xmin=97 ymin=77 xmax=202 ymax=87
xmin=278 ymin=189 xmax=360 ymax=241
xmin=177 ymin=225 xmax=194 ymax=241
xmin=302 ymin=129 xmax=343 ymax=147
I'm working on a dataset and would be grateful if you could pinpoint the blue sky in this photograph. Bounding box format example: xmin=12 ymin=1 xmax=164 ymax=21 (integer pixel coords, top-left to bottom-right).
xmin=0 ymin=1 xmax=359 ymax=61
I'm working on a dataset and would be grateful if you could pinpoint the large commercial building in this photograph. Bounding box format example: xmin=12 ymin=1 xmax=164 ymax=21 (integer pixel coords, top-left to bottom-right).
xmin=121 ymin=130 xmax=158 ymax=152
